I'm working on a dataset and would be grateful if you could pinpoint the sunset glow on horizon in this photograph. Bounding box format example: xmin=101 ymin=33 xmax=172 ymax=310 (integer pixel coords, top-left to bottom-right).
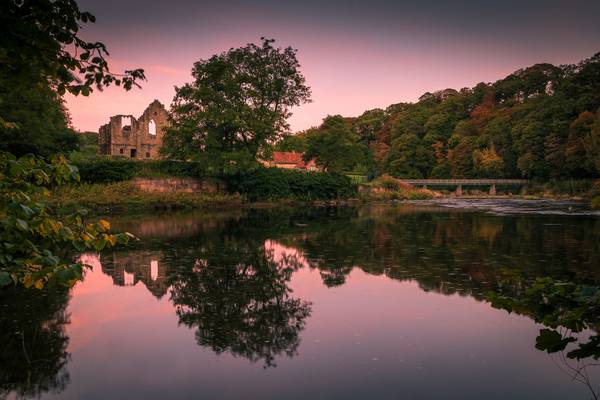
xmin=66 ymin=0 xmax=600 ymax=133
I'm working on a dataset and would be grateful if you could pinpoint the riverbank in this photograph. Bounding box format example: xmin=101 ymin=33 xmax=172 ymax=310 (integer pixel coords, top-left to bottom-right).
xmin=49 ymin=181 xmax=244 ymax=214
xmin=48 ymin=181 xmax=359 ymax=215
xmin=48 ymin=175 xmax=599 ymax=215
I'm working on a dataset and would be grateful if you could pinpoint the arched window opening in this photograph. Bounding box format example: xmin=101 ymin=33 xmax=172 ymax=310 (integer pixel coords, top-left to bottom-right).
xmin=149 ymin=119 xmax=156 ymax=135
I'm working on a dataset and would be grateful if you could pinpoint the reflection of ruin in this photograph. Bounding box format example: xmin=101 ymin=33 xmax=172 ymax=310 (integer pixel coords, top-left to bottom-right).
xmin=100 ymin=251 xmax=169 ymax=299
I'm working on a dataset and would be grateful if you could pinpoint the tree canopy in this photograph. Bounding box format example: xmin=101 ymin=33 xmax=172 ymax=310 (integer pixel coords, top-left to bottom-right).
xmin=0 ymin=0 xmax=146 ymax=156
xmin=161 ymin=38 xmax=311 ymax=173
xmin=279 ymin=52 xmax=600 ymax=179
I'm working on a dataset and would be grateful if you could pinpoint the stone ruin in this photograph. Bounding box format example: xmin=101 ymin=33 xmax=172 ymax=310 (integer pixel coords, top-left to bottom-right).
xmin=98 ymin=100 xmax=169 ymax=159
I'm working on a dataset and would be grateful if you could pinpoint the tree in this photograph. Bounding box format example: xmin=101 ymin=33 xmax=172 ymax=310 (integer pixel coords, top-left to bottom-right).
xmin=0 ymin=0 xmax=142 ymax=288
xmin=384 ymin=133 xmax=433 ymax=178
xmin=161 ymin=38 xmax=311 ymax=172
xmin=0 ymin=80 xmax=77 ymax=157
xmin=0 ymin=0 xmax=146 ymax=156
xmin=566 ymin=111 xmax=597 ymax=176
xmin=304 ymin=115 xmax=365 ymax=173
xmin=0 ymin=0 xmax=145 ymax=97
xmin=274 ymin=131 xmax=309 ymax=153
xmin=473 ymin=147 xmax=504 ymax=178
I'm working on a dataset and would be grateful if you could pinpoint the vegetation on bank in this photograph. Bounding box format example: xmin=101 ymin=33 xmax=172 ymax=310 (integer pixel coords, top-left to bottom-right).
xmin=49 ymin=181 xmax=242 ymax=214
xmin=74 ymin=157 xmax=206 ymax=183
xmin=0 ymin=153 xmax=132 ymax=289
xmin=227 ymin=168 xmax=356 ymax=201
xmin=361 ymin=175 xmax=436 ymax=200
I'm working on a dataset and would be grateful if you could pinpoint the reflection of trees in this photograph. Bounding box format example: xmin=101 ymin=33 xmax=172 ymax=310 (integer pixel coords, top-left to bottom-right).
xmin=487 ymin=274 xmax=600 ymax=399
xmin=280 ymin=205 xmax=600 ymax=297
xmin=168 ymin=238 xmax=312 ymax=368
xmin=0 ymin=287 xmax=71 ymax=399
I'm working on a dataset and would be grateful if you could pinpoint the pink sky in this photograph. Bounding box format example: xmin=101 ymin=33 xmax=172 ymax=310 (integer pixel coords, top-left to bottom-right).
xmin=66 ymin=0 xmax=600 ymax=133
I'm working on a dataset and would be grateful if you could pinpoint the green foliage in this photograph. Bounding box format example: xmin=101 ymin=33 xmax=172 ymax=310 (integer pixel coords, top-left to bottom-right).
xmin=0 ymin=152 xmax=132 ymax=288
xmin=73 ymin=158 xmax=209 ymax=183
xmin=310 ymin=52 xmax=600 ymax=180
xmin=227 ymin=168 xmax=356 ymax=201
xmin=0 ymin=0 xmax=145 ymax=96
xmin=0 ymin=0 xmax=145 ymax=157
xmin=304 ymin=115 xmax=366 ymax=173
xmin=486 ymin=273 xmax=600 ymax=362
xmin=161 ymin=38 xmax=311 ymax=172
xmin=0 ymin=81 xmax=78 ymax=157
xmin=75 ymin=158 xmax=139 ymax=183
xmin=274 ymin=132 xmax=309 ymax=153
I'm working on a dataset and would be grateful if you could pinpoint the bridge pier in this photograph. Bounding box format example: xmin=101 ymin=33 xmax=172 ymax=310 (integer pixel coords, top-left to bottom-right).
xmin=489 ymin=184 xmax=496 ymax=196
xmin=455 ymin=184 xmax=462 ymax=196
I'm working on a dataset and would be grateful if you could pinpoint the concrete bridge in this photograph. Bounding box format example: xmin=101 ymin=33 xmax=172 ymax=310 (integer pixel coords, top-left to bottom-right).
xmin=401 ymin=179 xmax=529 ymax=195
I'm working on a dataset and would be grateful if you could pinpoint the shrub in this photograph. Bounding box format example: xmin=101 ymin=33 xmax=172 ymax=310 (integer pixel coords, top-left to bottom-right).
xmin=73 ymin=158 xmax=208 ymax=183
xmin=75 ymin=158 xmax=138 ymax=183
xmin=370 ymin=174 xmax=414 ymax=191
xmin=228 ymin=168 xmax=356 ymax=201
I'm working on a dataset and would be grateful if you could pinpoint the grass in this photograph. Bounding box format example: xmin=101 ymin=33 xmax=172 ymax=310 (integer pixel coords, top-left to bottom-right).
xmin=361 ymin=174 xmax=437 ymax=200
xmin=48 ymin=181 xmax=242 ymax=215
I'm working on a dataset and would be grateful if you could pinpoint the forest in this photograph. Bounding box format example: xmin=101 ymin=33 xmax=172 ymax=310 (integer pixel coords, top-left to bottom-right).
xmin=279 ymin=52 xmax=600 ymax=179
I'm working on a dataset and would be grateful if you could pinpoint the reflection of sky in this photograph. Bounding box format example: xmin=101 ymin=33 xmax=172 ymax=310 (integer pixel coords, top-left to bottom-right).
xmin=49 ymin=249 xmax=595 ymax=399
xmin=65 ymin=0 xmax=600 ymax=133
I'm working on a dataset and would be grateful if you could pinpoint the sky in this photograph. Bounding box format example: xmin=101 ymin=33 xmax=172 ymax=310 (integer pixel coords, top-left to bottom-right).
xmin=66 ymin=0 xmax=600 ymax=133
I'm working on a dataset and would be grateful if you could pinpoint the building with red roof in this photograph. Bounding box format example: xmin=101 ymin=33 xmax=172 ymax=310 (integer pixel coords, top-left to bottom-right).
xmin=267 ymin=152 xmax=319 ymax=171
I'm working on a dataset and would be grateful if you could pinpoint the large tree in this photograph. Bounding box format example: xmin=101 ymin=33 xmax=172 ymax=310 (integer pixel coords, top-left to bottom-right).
xmin=162 ymin=38 xmax=311 ymax=172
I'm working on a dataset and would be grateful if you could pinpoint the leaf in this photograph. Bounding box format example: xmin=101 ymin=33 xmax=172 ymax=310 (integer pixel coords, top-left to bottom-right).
xmin=567 ymin=336 xmax=600 ymax=360
xmin=15 ymin=219 xmax=29 ymax=231
xmin=535 ymin=329 xmax=576 ymax=353
xmin=93 ymin=239 xmax=107 ymax=251
xmin=98 ymin=219 xmax=111 ymax=231
xmin=0 ymin=272 xmax=12 ymax=287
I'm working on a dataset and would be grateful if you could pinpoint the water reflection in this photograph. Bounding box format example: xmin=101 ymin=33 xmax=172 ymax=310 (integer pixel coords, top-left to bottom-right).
xmin=168 ymin=239 xmax=311 ymax=368
xmin=0 ymin=287 xmax=70 ymax=399
xmin=2 ymin=203 xmax=600 ymax=399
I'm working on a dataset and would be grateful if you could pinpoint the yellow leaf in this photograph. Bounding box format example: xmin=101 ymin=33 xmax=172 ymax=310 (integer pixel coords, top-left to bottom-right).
xmin=98 ymin=219 xmax=111 ymax=231
xmin=34 ymin=279 xmax=45 ymax=289
xmin=107 ymin=235 xmax=117 ymax=246
xmin=22 ymin=275 xmax=33 ymax=288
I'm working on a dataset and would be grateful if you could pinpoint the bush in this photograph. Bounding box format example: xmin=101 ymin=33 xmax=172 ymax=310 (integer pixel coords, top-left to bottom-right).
xmin=228 ymin=168 xmax=356 ymax=201
xmin=370 ymin=174 xmax=414 ymax=191
xmin=74 ymin=158 xmax=208 ymax=183
xmin=75 ymin=158 xmax=138 ymax=183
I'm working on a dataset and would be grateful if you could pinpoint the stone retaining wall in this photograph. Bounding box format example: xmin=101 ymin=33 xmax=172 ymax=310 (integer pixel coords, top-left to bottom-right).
xmin=132 ymin=178 xmax=224 ymax=193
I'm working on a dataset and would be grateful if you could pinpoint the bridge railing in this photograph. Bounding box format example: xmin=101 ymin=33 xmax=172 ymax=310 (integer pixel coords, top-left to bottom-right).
xmin=401 ymin=179 xmax=529 ymax=186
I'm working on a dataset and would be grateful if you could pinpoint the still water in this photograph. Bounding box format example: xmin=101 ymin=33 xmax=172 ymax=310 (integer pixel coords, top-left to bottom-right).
xmin=2 ymin=200 xmax=600 ymax=399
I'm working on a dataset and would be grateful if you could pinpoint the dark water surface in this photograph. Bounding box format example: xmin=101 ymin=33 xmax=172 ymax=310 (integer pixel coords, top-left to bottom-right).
xmin=2 ymin=200 xmax=600 ymax=399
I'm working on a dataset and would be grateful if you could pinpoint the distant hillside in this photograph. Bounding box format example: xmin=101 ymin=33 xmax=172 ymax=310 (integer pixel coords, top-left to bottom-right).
xmin=280 ymin=52 xmax=600 ymax=179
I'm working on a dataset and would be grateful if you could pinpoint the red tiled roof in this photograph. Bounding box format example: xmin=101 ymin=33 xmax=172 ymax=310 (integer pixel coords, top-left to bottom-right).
xmin=272 ymin=152 xmax=306 ymax=167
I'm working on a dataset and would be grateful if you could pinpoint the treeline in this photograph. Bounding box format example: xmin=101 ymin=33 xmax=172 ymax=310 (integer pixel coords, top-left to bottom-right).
xmin=279 ymin=52 xmax=600 ymax=179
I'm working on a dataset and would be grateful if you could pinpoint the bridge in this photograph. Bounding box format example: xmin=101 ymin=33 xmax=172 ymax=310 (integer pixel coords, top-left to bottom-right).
xmin=400 ymin=179 xmax=529 ymax=195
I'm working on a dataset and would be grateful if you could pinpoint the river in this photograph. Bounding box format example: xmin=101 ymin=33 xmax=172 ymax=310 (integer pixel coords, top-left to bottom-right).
xmin=2 ymin=200 xmax=600 ymax=399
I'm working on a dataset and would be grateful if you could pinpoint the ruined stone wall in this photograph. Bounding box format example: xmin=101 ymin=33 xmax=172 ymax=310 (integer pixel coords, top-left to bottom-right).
xmin=97 ymin=100 xmax=169 ymax=159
